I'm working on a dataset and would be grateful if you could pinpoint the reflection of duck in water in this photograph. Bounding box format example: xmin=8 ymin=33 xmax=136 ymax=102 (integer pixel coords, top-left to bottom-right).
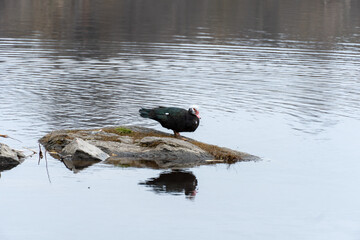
xmin=139 ymin=170 xmax=198 ymax=199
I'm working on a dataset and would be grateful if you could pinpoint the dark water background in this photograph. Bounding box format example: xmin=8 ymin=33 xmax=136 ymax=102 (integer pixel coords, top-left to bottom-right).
xmin=1 ymin=0 xmax=360 ymax=239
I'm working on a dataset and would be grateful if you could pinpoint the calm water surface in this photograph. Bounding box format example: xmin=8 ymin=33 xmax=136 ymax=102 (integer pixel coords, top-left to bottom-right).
xmin=1 ymin=0 xmax=360 ymax=239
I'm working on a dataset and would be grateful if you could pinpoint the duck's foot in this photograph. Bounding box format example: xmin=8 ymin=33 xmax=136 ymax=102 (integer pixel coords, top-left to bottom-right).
xmin=173 ymin=131 xmax=188 ymax=141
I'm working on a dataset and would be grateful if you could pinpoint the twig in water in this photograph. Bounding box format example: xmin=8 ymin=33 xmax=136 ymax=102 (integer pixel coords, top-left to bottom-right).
xmin=44 ymin=149 xmax=51 ymax=183
xmin=38 ymin=144 xmax=43 ymax=165
xmin=38 ymin=144 xmax=51 ymax=183
xmin=0 ymin=134 xmax=23 ymax=143
xmin=23 ymin=147 xmax=37 ymax=157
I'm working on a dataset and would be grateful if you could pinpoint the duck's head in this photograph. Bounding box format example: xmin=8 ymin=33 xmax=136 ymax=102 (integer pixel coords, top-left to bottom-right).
xmin=189 ymin=105 xmax=200 ymax=119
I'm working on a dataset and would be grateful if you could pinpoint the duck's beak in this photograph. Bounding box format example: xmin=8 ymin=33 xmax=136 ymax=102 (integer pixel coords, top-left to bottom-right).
xmin=196 ymin=111 xmax=201 ymax=119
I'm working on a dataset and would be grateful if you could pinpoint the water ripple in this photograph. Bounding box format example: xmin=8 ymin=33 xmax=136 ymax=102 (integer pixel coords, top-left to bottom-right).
xmin=1 ymin=38 xmax=360 ymax=137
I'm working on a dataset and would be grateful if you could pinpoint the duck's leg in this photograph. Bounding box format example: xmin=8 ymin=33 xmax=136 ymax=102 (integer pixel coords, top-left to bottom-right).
xmin=173 ymin=131 xmax=188 ymax=141
xmin=173 ymin=130 xmax=180 ymax=138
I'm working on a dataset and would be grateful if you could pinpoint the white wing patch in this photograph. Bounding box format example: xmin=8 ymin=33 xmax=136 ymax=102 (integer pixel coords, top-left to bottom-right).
xmin=165 ymin=113 xmax=169 ymax=116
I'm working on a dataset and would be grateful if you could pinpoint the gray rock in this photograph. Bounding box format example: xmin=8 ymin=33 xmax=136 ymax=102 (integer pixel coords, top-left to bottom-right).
xmin=40 ymin=126 xmax=260 ymax=170
xmin=0 ymin=143 xmax=25 ymax=171
xmin=62 ymin=138 xmax=110 ymax=162
xmin=102 ymin=136 xmax=214 ymax=169
xmin=139 ymin=136 xmax=213 ymax=160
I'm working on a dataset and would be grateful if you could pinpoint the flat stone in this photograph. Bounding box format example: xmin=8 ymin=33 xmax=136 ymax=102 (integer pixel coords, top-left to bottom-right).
xmin=62 ymin=138 xmax=110 ymax=162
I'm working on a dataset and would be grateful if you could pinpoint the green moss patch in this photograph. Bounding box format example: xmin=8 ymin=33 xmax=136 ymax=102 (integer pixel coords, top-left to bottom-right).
xmin=114 ymin=127 xmax=133 ymax=134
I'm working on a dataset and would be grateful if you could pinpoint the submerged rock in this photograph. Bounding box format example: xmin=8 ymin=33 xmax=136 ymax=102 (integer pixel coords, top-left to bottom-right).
xmin=39 ymin=126 xmax=259 ymax=170
xmin=0 ymin=143 xmax=25 ymax=171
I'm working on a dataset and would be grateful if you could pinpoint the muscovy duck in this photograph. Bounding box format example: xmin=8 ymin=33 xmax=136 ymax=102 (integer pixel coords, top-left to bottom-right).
xmin=139 ymin=106 xmax=200 ymax=137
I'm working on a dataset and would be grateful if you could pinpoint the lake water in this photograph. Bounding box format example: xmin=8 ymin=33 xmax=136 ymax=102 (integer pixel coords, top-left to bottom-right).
xmin=1 ymin=0 xmax=360 ymax=239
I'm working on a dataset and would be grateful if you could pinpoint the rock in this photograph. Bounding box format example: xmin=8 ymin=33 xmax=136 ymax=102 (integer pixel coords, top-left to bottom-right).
xmin=0 ymin=143 xmax=25 ymax=171
xmin=62 ymin=138 xmax=110 ymax=163
xmin=39 ymin=126 xmax=260 ymax=170
xmin=133 ymin=136 xmax=213 ymax=166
